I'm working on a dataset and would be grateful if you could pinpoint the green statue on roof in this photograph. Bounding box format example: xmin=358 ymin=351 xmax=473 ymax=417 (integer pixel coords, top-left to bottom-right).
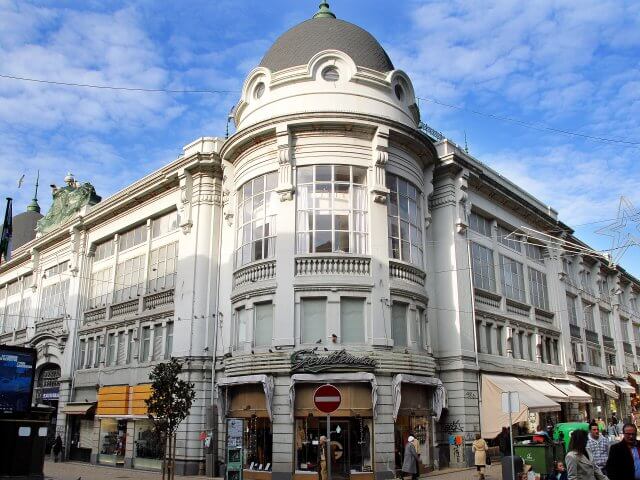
xmin=35 ymin=173 xmax=101 ymax=234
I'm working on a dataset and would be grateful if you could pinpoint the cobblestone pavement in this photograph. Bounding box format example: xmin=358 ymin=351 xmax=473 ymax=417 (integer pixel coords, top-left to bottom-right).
xmin=45 ymin=462 xmax=504 ymax=480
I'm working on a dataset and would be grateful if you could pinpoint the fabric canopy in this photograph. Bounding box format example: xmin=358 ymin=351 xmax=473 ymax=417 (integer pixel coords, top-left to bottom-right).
xmin=576 ymin=375 xmax=619 ymax=399
xmin=550 ymin=382 xmax=592 ymax=403
xmin=61 ymin=402 xmax=96 ymax=415
xmin=391 ymin=374 xmax=447 ymax=422
xmin=520 ymin=379 xmax=568 ymax=402
xmin=610 ymin=380 xmax=635 ymax=394
xmin=629 ymin=373 xmax=640 ymax=385
xmin=481 ymin=375 xmax=560 ymax=439
xmin=289 ymin=372 xmax=377 ymax=421
xmin=215 ymin=374 xmax=274 ymax=420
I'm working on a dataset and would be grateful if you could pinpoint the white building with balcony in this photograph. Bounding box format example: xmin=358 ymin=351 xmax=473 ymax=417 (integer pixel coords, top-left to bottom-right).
xmin=1 ymin=2 xmax=639 ymax=477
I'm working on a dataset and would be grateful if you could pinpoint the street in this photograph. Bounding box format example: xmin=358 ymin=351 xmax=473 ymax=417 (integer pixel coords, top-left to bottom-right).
xmin=44 ymin=462 xmax=503 ymax=480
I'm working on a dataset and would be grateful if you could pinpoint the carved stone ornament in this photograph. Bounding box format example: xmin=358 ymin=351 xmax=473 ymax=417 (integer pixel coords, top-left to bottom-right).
xmin=36 ymin=173 xmax=101 ymax=234
xmin=290 ymin=348 xmax=377 ymax=373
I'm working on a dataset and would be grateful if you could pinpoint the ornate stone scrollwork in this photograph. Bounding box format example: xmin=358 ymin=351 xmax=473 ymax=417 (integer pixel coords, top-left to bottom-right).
xmin=275 ymin=126 xmax=295 ymax=201
xmin=178 ymin=170 xmax=194 ymax=234
xmin=371 ymin=127 xmax=390 ymax=204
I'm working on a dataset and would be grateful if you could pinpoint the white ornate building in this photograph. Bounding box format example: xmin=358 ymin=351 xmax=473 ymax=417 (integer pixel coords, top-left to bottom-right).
xmin=0 ymin=3 xmax=639 ymax=478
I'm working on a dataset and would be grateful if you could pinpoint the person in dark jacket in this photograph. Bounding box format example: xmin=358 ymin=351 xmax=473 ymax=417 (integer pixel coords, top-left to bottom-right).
xmin=606 ymin=423 xmax=640 ymax=480
xmin=498 ymin=427 xmax=510 ymax=457
xmin=52 ymin=435 xmax=63 ymax=462
xmin=401 ymin=435 xmax=419 ymax=480
xmin=553 ymin=461 xmax=568 ymax=480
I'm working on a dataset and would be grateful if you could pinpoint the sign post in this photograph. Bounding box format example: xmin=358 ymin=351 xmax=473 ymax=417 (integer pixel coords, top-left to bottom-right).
xmin=314 ymin=384 xmax=342 ymax=480
xmin=502 ymin=391 xmax=519 ymax=480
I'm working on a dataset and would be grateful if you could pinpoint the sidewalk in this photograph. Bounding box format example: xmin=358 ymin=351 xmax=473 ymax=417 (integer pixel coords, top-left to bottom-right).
xmin=44 ymin=461 xmax=502 ymax=480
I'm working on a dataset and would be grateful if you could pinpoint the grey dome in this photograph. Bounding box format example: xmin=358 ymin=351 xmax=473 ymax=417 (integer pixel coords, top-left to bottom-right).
xmin=259 ymin=18 xmax=394 ymax=73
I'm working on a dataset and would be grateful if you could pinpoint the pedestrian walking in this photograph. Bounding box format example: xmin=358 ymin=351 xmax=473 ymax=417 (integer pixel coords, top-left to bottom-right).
xmin=605 ymin=423 xmax=640 ymax=480
xmin=472 ymin=433 xmax=488 ymax=480
xmin=586 ymin=421 xmax=610 ymax=474
xmin=565 ymin=429 xmax=608 ymax=480
xmin=607 ymin=418 xmax=618 ymax=441
xmin=498 ymin=426 xmax=510 ymax=457
xmin=318 ymin=436 xmax=328 ymax=480
xmin=52 ymin=435 xmax=63 ymax=463
xmin=401 ymin=435 xmax=419 ymax=480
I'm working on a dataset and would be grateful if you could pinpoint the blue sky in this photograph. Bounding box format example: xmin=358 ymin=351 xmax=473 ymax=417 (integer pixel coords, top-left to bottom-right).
xmin=1 ymin=0 xmax=639 ymax=276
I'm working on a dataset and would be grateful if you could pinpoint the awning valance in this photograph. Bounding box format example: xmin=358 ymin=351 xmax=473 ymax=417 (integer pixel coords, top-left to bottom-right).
xmin=550 ymin=382 xmax=592 ymax=403
xmin=215 ymin=374 xmax=274 ymax=421
xmin=481 ymin=375 xmax=560 ymax=439
xmin=520 ymin=379 xmax=568 ymax=402
xmin=62 ymin=402 xmax=96 ymax=415
xmin=289 ymin=372 xmax=377 ymax=421
xmin=611 ymin=380 xmax=635 ymax=394
xmin=577 ymin=375 xmax=619 ymax=399
xmin=391 ymin=374 xmax=446 ymax=422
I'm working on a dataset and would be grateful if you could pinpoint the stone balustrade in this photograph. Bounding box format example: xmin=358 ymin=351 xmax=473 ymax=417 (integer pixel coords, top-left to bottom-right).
xmin=295 ymin=256 xmax=371 ymax=276
xmin=389 ymin=260 xmax=426 ymax=286
xmin=233 ymin=260 xmax=276 ymax=288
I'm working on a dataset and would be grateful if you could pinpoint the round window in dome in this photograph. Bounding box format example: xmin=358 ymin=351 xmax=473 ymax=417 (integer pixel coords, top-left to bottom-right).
xmin=322 ymin=66 xmax=340 ymax=82
xmin=254 ymin=82 xmax=266 ymax=99
xmin=395 ymin=84 xmax=405 ymax=101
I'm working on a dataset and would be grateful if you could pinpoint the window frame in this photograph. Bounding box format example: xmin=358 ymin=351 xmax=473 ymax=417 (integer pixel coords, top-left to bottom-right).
xmin=386 ymin=173 xmax=423 ymax=266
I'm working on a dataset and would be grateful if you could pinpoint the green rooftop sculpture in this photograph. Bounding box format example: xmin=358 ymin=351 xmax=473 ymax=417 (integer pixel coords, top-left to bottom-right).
xmin=35 ymin=173 xmax=101 ymax=234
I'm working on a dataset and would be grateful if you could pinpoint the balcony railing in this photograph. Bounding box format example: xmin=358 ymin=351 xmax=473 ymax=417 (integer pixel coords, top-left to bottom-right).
xmin=623 ymin=342 xmax=634 ymax=355
xmin=110 ymin=299 xmax=139 ymax=318
xmin=295 ymin=255 xmax=371 ymax=276
xmin=535 ymin=308 xmax=554 ymax=323
xmin=233 ymin=260 xmax=276 ymax=288
xmin=143 ymin=289 xmax=174 ymax=310
xmin=474 ymin=289 xmax=501 ymax=309
xmin=569 ymin=324 xmax=582 ymax=339
xmin=389 ymin=261 xmax=426 ymax=286
xmin=506 ymin=298 xmax=530 ymax=317
xmin=585 ymin=329 xmax=599 ymax=344
xmin=35 ymin=317 xmax=64 ymax=335
xmin=84 ymin=307 xmax=106 ymax=324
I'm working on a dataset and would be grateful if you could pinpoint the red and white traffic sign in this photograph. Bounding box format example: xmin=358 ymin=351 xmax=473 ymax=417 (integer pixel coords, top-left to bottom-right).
xmin=313 ymin=384 xmax=342 ymax=413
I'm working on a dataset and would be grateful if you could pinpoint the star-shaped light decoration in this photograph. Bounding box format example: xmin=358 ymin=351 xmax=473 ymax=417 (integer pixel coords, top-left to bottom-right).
xmin=595 ymin=196 xmax=640 ymax=266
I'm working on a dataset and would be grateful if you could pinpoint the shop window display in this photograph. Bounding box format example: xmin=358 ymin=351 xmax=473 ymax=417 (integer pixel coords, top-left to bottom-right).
xmin=243 ymin=416 xmax=272 ymax=471
xmin=295 ymin=416 xmax=373 ymax=475
xmin=99 ymin=418 xmax=127 ymax=465
xmin=134 ymin=420 xmax=163 ymax=470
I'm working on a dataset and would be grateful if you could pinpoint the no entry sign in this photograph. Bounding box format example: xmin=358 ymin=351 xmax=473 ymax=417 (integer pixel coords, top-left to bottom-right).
xmin=314 ymin=384 xmax=342 ymax=413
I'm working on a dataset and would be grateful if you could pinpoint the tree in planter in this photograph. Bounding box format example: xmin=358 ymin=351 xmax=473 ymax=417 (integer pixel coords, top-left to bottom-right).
xmin=146 ymin=358 xmax=196 ymax=480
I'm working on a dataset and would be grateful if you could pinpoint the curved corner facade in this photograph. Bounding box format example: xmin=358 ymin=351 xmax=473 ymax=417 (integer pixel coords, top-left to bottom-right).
xmin=0 ymin=6 xmax=639 ymax=479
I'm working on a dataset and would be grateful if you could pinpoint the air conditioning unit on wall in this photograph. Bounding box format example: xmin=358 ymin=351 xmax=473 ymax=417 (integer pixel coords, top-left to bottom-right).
xmin=575 ymin=344 xmax=586 ymax=363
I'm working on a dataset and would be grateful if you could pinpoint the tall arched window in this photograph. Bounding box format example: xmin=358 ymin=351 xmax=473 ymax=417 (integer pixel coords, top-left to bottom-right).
xmin=236 ymin=172 xmax=278 ymax=268
xmin=296 ymin=165 xmax=368 ymax=254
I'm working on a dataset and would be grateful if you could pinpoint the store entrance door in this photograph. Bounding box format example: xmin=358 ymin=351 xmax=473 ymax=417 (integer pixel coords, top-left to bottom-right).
xmin=320 ymin=418 xmax=349 ymax=480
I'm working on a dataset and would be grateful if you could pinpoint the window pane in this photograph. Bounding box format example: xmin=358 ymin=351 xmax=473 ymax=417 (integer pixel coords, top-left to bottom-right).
xmin=254 ymin=303 xmax=273 ymax=347
xmin=341 ymin=298 xmax=365 ymax=343
xmin=302 ymin=298 xmax=326 ymax=344
xmin=236 ymin=308 xmax=249 ymax=346
xmin=391 ymin=303 xmax=407 ymax=347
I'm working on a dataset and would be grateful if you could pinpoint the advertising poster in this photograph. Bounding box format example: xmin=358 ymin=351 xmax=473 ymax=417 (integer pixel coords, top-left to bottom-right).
xmin=0 ymin=346 xmax=36 ymax=414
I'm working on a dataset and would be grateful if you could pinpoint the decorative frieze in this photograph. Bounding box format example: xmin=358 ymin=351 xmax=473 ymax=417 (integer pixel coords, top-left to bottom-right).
xmin=275 ymin=125 xmax=294 ymax=201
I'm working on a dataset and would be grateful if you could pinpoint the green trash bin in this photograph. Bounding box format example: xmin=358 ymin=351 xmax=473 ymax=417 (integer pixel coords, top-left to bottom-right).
xmin=513 ymin=441 xmax=556 ymax=475
xmin=553 ymin=422 xmax=591 ymax=452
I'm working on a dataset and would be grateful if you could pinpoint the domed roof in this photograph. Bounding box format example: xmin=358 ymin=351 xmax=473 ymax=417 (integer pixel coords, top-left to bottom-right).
xmin=259 ymin=16 xmax=394 ymax=73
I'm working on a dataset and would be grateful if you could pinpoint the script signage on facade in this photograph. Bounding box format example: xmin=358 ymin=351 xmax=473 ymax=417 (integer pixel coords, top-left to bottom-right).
xmin=291 ymin=348 xmax=376 ymax=373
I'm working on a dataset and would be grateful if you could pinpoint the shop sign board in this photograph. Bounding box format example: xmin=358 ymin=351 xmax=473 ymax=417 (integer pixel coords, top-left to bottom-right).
xmin=291 ymin=348 xmax=376 ymax=373
xmin=313 ymin=384 xmax=342 ymax=413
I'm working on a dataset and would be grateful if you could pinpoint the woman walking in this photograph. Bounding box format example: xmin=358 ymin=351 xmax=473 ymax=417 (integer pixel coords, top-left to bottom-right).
xmin=565 ymin=429 xmax=608 ymax=480
xmin=472 ymin=433 xmax=488 ymax=480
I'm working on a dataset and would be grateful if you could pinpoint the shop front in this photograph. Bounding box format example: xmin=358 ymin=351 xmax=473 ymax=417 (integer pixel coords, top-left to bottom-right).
xmin=62 ymin=402 xmax=96 ymax=462
xmin=391 ymin=374 xmax=445 ymax=473
xmin=548 ymin=381 xmax=592 ymax=423
xmin=480 ymin=375 xmax=561 ymax=439
xmin=576 ymin=375 xmax=619 ymax=422
xmin=215 ymin=375 xmax=274 ymax=480
xmin=95 ymin=384 xmax=156 ymax=469
xmin=290 ymin=373 xmax=377 ymax=480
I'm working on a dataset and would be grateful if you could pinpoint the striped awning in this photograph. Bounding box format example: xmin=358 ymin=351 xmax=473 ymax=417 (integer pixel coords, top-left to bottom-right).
xmin=61 ymin=402 xmax=96 ymax=415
